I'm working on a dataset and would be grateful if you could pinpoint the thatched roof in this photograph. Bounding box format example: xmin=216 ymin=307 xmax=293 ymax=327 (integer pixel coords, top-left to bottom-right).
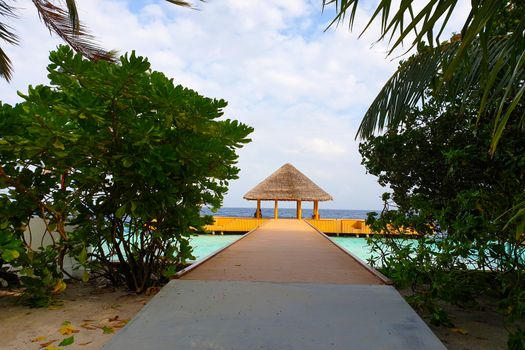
xmin=243 ymin=163 xmax=333 ymax=201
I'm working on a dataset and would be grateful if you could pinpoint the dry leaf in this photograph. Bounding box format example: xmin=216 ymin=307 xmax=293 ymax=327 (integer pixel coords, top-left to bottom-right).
xmin=40 ymin=339 xmax=58 ymax=347
xmin=43 ymin=346 xmax=61 ymax=350
xmin=31 ymin=335 xmax=48 ymax=342
xmin=108 ymin=315 xmax=119 ymax=322
xmin=78 ymin=341 xmax=93 ymax=346
xmin=47 ymin=305 xmax=63 ymax=310
xmin=145 ymin=287 xmax=160 ymax=296
xmin=80 ymin=323 xmax=98 ymax=330
xmin=110 ymin=319 xmax=129 ymax=329
xmin=449 ymin=327 xmax=469 ymax=335
xmin=59 ymin=323 xmax=79 ymax=335
xmin=52 ymin=280 xmax=67 ymax=294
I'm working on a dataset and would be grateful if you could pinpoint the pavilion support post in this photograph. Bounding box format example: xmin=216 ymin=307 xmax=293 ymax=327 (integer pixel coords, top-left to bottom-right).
xmin=256 ymin=199 xmax=261 ymax=219
xmin=314 ymin=200 xmax=319 ymax=220
xmin=296 ymin=200 xmax=302 ymax=219
xmin=274 ymin=200 xmax=278 ymax=219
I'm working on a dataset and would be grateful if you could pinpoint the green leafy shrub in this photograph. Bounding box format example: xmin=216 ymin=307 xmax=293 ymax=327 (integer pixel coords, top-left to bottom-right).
xmin=360 ymin=41 xmax=525 ymax=344
xmin=0 ymin=45 xmax=252 ymax=299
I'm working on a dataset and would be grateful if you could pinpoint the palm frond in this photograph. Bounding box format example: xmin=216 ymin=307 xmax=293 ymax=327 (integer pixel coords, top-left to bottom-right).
xmin=64 ymin=0 xmax=79 ymax=33
xmin=357 ymin=42 xmax=459 ymax=139
xmin=0 ymin=0 xmax=18 ymax=81
xmin=357 ymin=36 xmax=525 ymax=149
xmin=0 ymin=21 xmax=17 ymax=45
xmin=0 ymin=46 xmax=13 ymax=80
xmin=326 ymin=1 xmax=525 ymax=154
xmin=32 ymin=0 xmax=114 ymax=62
xmin=165 ymin=0 xmax=194 ymax=8
xmin=0 ymin=0 xmax=17 ymax=18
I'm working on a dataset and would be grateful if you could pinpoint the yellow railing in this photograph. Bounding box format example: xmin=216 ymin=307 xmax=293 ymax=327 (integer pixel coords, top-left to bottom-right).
xmin=204 ymin=217 xmax=269 ymax=233
xmin=204 ymin=217 xmax=417 ymax=236
xmin=306 ymin=219 xmax=373 ymax=235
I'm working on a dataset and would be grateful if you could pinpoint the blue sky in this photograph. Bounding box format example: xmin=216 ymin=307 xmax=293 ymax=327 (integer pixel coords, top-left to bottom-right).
xmin=0 ymin=0 xmax=469 ymax=210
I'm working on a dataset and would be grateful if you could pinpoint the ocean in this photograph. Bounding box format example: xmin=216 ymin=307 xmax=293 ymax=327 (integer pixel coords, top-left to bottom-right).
xmin=200 ymin=207 xmax=377 ymax=219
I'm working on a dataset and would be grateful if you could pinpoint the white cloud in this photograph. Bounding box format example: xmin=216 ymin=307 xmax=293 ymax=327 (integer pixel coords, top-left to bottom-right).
xmin=0 ymin=0 xmax=471 ymax=210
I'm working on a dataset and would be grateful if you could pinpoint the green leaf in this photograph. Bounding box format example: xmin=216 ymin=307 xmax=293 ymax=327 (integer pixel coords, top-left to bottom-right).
xmin=115 ymin=205 xmax=127 ymax=219
xmin=102 ymin=326 xmax=114 ymax=334
xmin=59 ymin=335 xmax=74 ymax=346
xmin=53 ymin=140 xmax=65 ymax=150
xmin=122 ymin=158 xmax=133 ymax=168
xmin=1 ymin=249 xmax=20 ymax=262
xmin=78 ymin=247 xmax=87 ymax=264
xmin=130 ymin=201 xmax=137 ymax=215
xmin=81 ymin=270 xmax=89 ymax=283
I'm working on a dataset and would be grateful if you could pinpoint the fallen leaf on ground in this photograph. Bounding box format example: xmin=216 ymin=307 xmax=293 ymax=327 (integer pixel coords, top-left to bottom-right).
xmin=108 ymin=315 xmax=119 ymax=322
xmin=80 ymin=322 xmax=98 ymax=330
xmin=145 ymin=287 xmax=160 ymax=296
xmin=449 ymin=327 xmax=469 ymax=335
xmin=102 ymin=326 xmax=114 ymax=334
xmin=110 ymin=319 xmax=128 ymax=329
xmin=40 ymin=339 xmax=58 ymax=347
xmin=58 ymin=336 xmax=74 ymax=346
xmin=78 ymin=340 xmax=93 ymax=346
xmin=59 ymin=322 xmax=79 ymax=335
xmin=47 ymin=305 xmax=63 ymax=310
xmin=43 ymin=346 xmax=60 ymax=350
xmin=30 ymin=335 xmax=48 ymax=342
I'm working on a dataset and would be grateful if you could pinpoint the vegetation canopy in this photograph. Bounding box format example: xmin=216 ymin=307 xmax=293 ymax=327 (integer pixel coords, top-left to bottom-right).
xmin=0 ymin=0 xmax=197 ymax=81
xmin=324 ymin=0 xmax=525 ymax=155
xmin=360 ymin=50 xmax=525 ymax=350
xmin=0 ymin=45 xmax=252 ymax=301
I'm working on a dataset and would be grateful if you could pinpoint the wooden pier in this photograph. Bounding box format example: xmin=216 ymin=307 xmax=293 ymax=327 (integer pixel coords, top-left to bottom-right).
xmin=180 ymin=219 xmax=388 ymax=284
xmin=104 ymin=219 xmax=445 ymax=350
xmin=205 ymin=217 xmax=374 ymax=235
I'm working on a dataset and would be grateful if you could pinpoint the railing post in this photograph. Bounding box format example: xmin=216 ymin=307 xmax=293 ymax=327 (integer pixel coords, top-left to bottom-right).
xmin=256 ymin=199 xmax=261 ymax=219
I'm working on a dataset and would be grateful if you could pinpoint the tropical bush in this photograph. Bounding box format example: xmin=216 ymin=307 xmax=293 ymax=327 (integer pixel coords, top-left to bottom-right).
xmin=0 ymin=45 xmax=252 ymax=303
xmin=360 ymin=54 xmax=525 ymax=346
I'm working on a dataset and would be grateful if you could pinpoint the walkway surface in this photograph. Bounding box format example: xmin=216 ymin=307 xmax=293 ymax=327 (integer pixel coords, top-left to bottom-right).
xmin=103 ymin=219 xmax=446 ymax=350
xmin=180 ymin=219 xmax=383 ymax=284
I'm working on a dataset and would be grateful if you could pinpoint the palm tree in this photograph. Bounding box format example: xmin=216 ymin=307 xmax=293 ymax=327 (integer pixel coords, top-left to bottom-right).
xmin=0 ymin=0 xmax=193 ymax=81
xmin=323 ymin=0 xmax=524 ymax=154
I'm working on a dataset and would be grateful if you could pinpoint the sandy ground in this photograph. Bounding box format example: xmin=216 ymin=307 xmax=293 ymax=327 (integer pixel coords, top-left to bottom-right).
xmin=0 ymin=281 xmax=513 ymax=350
xmin=0 ymin=282 xmax=153 ymax=350
xmin=428 ymin=299 xmax=511 ymax=350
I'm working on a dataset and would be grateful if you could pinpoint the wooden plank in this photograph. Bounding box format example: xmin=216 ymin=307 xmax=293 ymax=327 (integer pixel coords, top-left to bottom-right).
xmin=180 ymin=219 xmax=385 ymax=285
xmin=303 ymin=220 xmax=392 ymax=285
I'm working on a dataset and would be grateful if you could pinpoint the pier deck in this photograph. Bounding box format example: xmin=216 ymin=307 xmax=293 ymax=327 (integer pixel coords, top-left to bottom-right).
xmin=103 ymin=219 xmax=446 ymax=350
xmin=180 ymin=219 xmax=384 ymax=284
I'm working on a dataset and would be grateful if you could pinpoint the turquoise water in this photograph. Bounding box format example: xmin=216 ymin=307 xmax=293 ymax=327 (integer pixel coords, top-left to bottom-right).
xmin=330 ymin=237 xmax=375 ymax=261
xmin=188 ymin=234 xmax=524 ymax=269
xmin=189 ymin=235 xmax=240 ymax=260
xmin=189 ymin=234 xmax=373 ymax=262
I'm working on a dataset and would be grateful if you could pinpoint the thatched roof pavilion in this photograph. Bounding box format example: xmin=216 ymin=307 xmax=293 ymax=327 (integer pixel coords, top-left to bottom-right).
xmin=243 ymin=163 xmax=332 ymax=219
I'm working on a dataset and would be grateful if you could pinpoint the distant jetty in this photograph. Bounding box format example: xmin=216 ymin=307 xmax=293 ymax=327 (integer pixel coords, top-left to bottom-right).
xmin=205 ymin=216 xmax=374 ymax=236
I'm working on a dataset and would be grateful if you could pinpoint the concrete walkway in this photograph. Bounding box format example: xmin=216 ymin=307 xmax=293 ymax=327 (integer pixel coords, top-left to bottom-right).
xmin=103 ymin=219 xmax=446 ymax=350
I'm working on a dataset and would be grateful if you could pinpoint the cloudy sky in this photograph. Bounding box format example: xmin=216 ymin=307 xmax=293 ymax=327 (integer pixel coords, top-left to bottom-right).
xmin=0 ymin=0 xmax=469 ymax=210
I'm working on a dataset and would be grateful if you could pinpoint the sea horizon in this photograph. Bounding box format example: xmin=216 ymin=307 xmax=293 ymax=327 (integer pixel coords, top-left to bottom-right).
xmin=201 ymin=207 xmax=379 ymax=219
